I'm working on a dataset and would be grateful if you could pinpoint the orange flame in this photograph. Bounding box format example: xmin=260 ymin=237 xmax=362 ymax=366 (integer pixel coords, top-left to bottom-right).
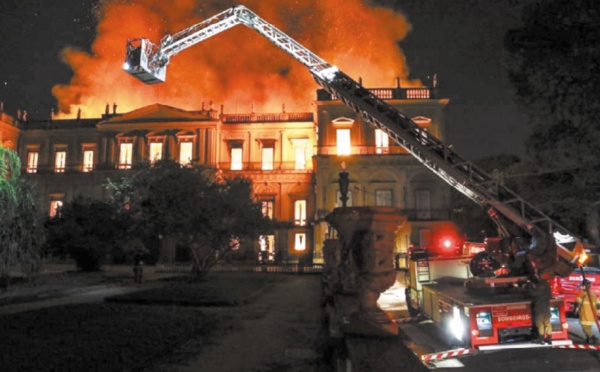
xmin=52 ymin=0 xmax=418 ymax=118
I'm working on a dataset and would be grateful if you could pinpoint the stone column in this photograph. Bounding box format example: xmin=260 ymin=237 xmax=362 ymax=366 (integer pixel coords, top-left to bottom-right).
xmin=325 ymin=206 xmax=405 ymax=336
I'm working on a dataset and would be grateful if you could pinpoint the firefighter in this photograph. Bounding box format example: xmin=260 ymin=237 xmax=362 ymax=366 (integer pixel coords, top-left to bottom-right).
xmin=574 ymin=279 xmax=599 ymax=344
xmin=530 ymin=278 xmax=552 ymax=344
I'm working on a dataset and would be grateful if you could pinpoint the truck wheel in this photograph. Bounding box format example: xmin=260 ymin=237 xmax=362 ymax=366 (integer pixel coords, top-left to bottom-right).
xmin=470 ymin=251 xmax=501 ymax=276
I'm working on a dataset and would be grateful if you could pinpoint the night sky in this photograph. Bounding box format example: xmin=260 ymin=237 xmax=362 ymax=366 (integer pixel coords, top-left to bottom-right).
xmin=0 ymin=0 xmax=531 ymax=160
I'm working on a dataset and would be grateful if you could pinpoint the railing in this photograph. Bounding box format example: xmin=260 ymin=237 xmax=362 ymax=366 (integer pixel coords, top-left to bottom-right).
xmin=316 ymin=208 xmax=451 ymax=221
xmin=222 ymin=112 xmax=313 ymax=123
xmin=317 ymin=87 xmax=435 ymax=101
xmin=315 ymin=145 xmax=408 ymax=156
xmin=217 ymin=161 xmax=312 ymax=172
xmin=156 ymin=262 xmax=323 ymax=274
xmin=18 ymin=118 xmax=102 ymax=130
xmin=22 ymin=163 xmax=131 ymax=175
xmin=403 ymin=209 xmax=451 ymax=221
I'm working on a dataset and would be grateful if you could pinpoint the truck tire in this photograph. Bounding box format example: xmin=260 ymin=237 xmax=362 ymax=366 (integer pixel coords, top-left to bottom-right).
xmin=470 ymin=251 xmax=501 ymax=276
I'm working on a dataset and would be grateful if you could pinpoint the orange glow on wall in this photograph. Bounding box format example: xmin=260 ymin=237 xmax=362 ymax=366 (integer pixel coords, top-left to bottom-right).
xmin=52 ymin=0 xmax=420 ymax=119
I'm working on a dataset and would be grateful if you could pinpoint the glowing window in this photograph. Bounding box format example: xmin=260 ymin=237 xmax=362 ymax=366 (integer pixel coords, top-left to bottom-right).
xmin=231 ymin=147 xmax=243 ymax=171
xmin=294 ymin=200 xmax=307 ymax=226
xmin=376 ymin=190 xmax=392 ymax=207
xmin=261 ymin=201 xmax=274 ymax=219
xmin=262 ymin=147 xmax=274 ymax=170
xmin=259 ymin=235 xmax=275 ymax=263
xmin=82 ymin=150 xmax=94 ymax=172
xmin=119 ymin=143 xmax=133 ymax=169
xmin=179 ymin=141 xmax=192 ymax=165
xmin=149 ymin=142 xmax=163 ymax=164
xmin=294 ymin=147 xmax=306 ymax=170
xmin=336 ymin=129 xmax=351 ymax=155
xmin=375 ymin=129 xmax=389 ymax=154
xmin=294 ymin=233 xmax=306 ymax=251
xmin=54 ymin=151 xmax=66 ymax=173
xmin=27 ymin=152 xmax=38 ymax=173
xmin=291 ymin=138 xmax=309 ymax=170
xmin=49 ymin=200 xmax=63 ymax=217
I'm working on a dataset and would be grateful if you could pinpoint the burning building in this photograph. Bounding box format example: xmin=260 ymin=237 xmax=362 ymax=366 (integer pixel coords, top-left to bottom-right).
xmin=1 ymin=80 xmax=457 ymax=265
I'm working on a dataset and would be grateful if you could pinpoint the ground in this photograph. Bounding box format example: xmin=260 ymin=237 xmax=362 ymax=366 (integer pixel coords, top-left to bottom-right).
xmin=0 ymin=264 xmax=331 ymax=372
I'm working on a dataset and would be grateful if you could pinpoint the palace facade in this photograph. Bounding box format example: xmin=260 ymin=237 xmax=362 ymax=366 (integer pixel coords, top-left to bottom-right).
xmin=0 ymin=84 xmax=458 ymax=265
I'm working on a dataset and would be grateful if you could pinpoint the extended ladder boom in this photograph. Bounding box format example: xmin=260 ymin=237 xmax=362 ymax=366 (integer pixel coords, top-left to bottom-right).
xmin=123 ymin=6 xmax=332 ymax=85
xmin=123 ymin=5 xmax=588 ymax=274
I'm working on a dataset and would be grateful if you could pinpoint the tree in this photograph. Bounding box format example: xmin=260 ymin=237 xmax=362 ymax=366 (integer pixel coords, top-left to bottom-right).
xmin=108 ymin=160 xmax=271 ymax=279
xmin=505 ymin=1 xmax=600 ymax=242
xmin=44 ymin=196 xmax=127 ymax=271
xmin=0 ymin=146 xmax=46 ymax=287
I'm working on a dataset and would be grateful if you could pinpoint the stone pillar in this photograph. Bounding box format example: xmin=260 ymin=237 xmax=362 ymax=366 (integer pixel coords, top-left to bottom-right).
xmin=325 ymin=206 xmax=405 ymax=336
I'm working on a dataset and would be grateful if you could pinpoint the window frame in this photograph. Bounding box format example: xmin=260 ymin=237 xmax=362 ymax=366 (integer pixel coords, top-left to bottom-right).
xmin=82 ymin=149 xmax=94 ymax=172
xmin=118 ymin=142 xmax=133 ymax=169
xmin=375 ymin=189 xmax=393 ymax=207
xmin=149 ymin=142 xmax=163 ymax=164
xmin=49 ymin=200 xmax=63 ymax=217
xmin=54 ymin=150 xmax=66 ymax=173
xmin=261 ymin=146 xmax=274 ymax=170
xmin=230 ymin=146 xmax=243 ymax=171
xmin=294 ymin=233 xmax=306 ymax=251
xmin=336 ymin=129 xmax=351 ymax=156
xmin=178 ymin=141 xmax=193 ymax=165
xmin=375 ymin=129 xmax=389 ymax=154
xmin=294 ymin=199 xmax=307 ymax=226
xmin=26 ymin=151 xmax=38 ymax=173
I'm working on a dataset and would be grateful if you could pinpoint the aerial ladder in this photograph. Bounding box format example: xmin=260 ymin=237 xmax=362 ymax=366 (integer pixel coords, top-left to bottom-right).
xmin=123 ymin=5 xmax=589 ymax=281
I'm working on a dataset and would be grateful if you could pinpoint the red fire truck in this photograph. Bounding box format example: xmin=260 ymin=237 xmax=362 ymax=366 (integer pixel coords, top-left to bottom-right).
xmin=421 ymin=277 xmax=569 ymax=349
xmin=552 ymin=265 xmax=600 ymax=313
xmin=405 ymin=253 xmax=570 ymax=349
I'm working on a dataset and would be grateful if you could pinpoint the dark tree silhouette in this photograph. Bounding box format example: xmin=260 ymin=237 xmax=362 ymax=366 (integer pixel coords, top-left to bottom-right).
xmin=108 ymin=159 xmax=271 ymax=278
xmin=0 ymin=146 xmax=46 ymax=287
xmin=44 ymin=196 xmax=126 ymax=271
xmin=505 ymin=0 xmax=600 ymax=242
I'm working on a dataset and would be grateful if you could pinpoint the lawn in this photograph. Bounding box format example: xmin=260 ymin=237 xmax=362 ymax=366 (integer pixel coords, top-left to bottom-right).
xmin=0 ymin=303 xmax=236 ymax=371
xmin=0 ymin=272 xmax=276 ymax=371
xmin=105 ymin=272 xmax=274 ymax=306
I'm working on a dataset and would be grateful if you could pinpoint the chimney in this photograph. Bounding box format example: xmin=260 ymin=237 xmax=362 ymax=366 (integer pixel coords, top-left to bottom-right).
xmin=77 ymin=107 xmax=81 ymax=120
xmin=113 ymin=102 xmax=117 ymax=114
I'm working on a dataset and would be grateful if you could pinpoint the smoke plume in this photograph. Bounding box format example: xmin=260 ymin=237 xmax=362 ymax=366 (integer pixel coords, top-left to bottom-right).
xmin=52 ymin=0 xmax=416 ymax=118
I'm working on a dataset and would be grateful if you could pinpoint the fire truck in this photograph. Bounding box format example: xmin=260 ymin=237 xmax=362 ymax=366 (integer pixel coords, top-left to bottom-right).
xmin=552 ymin=265 xmax=600 ymax=313
xmin=405 ymin=250 xmax=570 ymax=348
xmin=121 ymin=4 xmax=593 ymax=349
